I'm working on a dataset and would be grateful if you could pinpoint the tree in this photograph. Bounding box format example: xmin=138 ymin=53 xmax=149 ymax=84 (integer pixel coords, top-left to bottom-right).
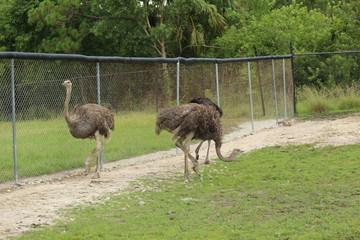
xmin=28 ymin=0 xmax=112 ymax=55
xmin=207 ymin=4 xmax=333 ymax=58
xmin=0 ymin=0 xmax=40 ymax=52
xmin=26 ymin=0 xmax=232 ymax=57
xmin=325 ymin=0 xmax=360 ymax=51
xmin=274 ymin=0 xmax=329 ymax=11
xmin=205 ymin=2 xmax=360 ymax=88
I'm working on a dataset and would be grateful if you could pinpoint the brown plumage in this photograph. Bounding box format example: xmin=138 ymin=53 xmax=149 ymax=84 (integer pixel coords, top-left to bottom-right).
xmin=62 ymin=80 xmax=114 ymax=178
xmin=189 ymin=97 xmax=223 ymax=117
xmin=188 ymin=98 xmax=223 ymax=164
xmin=155 ymin=103 xmax=243 ymax=180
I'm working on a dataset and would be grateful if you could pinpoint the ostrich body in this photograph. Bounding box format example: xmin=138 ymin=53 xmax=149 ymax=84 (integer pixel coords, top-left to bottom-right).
xmin=155 ymin=103 xmax=242 ymax=179
xmin=62 ymin=80 xmax=114 ymax=178
xmin=189 ymin=98 xmax=223 ymax=164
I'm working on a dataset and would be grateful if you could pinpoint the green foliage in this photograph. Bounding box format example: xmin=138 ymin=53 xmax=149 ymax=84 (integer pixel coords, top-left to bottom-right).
xmin=0 ymin=0 xmax=358 ymax=59
xmin=274 ymin=0 xmax=329 ymax=11
xmin=28 ymin=0 xmax=97 ymax=54
xmin=206 ymin=1 xmax=359 ymax=58
xmin=208 ymin=4 xmax=333 ymax=57
xmin=326 ymin=1 xmax=360 ymax=51
xmin=6 ymin=0 xmax=233 ymax=57
xmin=293 ymin=45 xmax=359 ymax=88
xmin=16 ymin=144 xmax=360 ymax=239
xmin=297 ymin=84 xmax=360 ymax=117
xmin=0 ymin=0 xmax=39 ymax=51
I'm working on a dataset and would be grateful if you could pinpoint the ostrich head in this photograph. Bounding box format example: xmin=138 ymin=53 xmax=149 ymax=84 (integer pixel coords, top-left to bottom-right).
xmin=62 ymin=80 xmax=73 ymax=121
xmin=62 ymin=80 xmax=72 ymax=88
xmin=214 ymin=140 xmax=244 ymax=162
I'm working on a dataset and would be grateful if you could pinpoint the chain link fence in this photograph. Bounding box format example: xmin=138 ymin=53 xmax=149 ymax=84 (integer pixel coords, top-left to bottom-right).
xmin=293 ymin=51 xmax=360 ymax=87
xmin=1 ymin=53 xmax=296 ymax=185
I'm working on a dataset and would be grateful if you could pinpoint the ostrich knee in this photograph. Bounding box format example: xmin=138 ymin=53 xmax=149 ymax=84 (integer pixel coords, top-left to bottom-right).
xmin=176 ymin=140 xmax=197 ymax=162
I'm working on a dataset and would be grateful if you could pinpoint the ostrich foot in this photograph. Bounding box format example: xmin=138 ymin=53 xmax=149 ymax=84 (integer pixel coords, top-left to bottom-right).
xmin=92 ymin=171 xmax=101 ymax=179
xmin=184 ymin=171 xmax=192 ymax=181
xmin=84 ymin=167 xmax=90 ymax=176
xmin=183 ymin=176 xmax=193 ymax=183
xmin=192 ymin=165 xmax=202 ymax=177
xmin=205 ymin=159 xmax=210 ymax=165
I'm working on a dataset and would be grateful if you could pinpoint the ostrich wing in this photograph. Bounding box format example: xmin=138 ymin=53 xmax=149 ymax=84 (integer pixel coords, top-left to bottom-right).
xmin=156 ymin=103 xmax=221 ymax=141
xmin=68 ymin=104 xmax=114 ymax=139
xmin=156 ymin=103 xmax=200 ymax=134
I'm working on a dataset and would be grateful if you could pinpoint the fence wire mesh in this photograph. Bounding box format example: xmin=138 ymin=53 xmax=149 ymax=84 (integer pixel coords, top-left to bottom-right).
xmin=0 ymin=56 xmax=294 ymax=184
xmin=293 ymin=52 xmax=360 ymax=87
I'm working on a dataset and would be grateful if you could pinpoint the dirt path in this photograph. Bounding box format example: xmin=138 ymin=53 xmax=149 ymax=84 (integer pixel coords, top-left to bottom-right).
xmin=1 ymin=116 xmax=360 ymax=239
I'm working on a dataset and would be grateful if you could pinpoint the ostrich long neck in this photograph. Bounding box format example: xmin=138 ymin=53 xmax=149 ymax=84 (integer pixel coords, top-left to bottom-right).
xmin=215 ymin=141 xmax=237 ymax=162
xmin=64 ymin=86 xmax=72 ymax=123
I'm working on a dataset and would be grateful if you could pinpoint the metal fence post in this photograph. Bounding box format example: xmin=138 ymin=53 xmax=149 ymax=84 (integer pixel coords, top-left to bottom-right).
xmin=272 ymin=59 xmax=279 ymax=124
xmin=215 ymin=63 xmax=220 ymax=107
xmin=247 ymin=62 xmax=255 ymax=133
xmin=282 ymin=58 xmax=287 ymax=120
xmin=176 ymin=61 xmax=180 ymax=106
xmin=96 ymin=62 xmax=103 ymax=169
xmin=290 ymin=42 xmax=297 ymax=117
xmin=176 ymin=61 xmax=180 ymax=154
xmin=96 ymin=62 xmax=101 ymax=105
xmin=11 ymin=59 xmax=19 ymax=185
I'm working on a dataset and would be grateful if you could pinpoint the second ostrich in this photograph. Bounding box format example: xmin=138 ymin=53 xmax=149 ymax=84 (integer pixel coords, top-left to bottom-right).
xmin=62 ymin=80 xmax=114 ymax=178
xmin=189 ymin=97 xmax=223 ymax=164
xmin=155 ymin=103 xmax=242 ymax=180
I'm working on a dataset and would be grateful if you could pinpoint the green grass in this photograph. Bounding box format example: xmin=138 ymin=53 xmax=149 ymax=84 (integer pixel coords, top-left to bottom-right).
xmin=15 ymin=144 xmax=360 ymax=240
xmin=297 ymin=85 xmax=360 ymax=117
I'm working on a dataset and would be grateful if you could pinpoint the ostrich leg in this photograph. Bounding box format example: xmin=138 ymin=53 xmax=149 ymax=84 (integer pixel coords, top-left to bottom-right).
xmin=85 ymin=148 xmax=97 ymax=176
xmin=195 ymin=140 xmax=211 ymax=164
xmin=184 ymin=133 xmax=193 ymax=179
xmin=84 ymin=131 xmax=102 ymax=177
xmin=175 ymin=133 xmax=201 ymax=179
xmin=175 ymin=139 xmax=198 ymax=163
xmin=204 ymin=140 xmax=211 ymax=164
xmin=93 ymin=131 xmax=102 ymax=179
xmin=195 ymin=141 xmax=204 ymax=160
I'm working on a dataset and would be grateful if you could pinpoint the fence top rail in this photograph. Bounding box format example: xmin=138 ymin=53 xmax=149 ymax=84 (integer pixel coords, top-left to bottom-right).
xmin=0 ymin=50 xmax=359 ymax=63
xmin=294 ymin=50 xmax=360 ymax=56
xmin=0 ymin=51 xmax=291 ymax=63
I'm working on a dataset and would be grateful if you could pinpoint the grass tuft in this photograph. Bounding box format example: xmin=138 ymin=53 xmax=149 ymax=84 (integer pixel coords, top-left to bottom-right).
xmin=297 ymin=84 xmax=360 ymax=117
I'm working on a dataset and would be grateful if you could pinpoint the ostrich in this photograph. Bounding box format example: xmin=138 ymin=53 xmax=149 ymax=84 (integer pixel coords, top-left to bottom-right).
xmin=62 ymin=80 xmax=114 ymax=178
xmin=188 ymin=98 xmax=223 ymax=164
xmin=155 ymin=103 xmax=243 ymax=180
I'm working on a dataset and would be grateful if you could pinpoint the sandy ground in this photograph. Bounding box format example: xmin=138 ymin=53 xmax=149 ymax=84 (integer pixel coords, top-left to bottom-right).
xmin=1 ymin=116 xmax=360 ymax=239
